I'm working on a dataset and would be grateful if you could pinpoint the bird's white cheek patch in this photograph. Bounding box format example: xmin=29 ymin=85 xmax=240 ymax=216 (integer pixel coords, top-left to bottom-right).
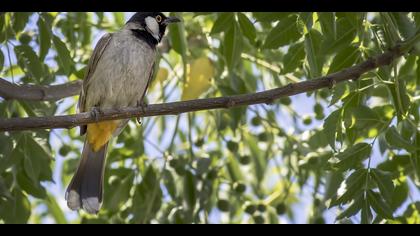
xmin=145 ymin=16 xmax=160 ymax=41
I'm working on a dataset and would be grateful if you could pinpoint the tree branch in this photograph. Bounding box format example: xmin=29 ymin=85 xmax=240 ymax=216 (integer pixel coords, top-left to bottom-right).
xmin=0 ymin=45 xmax=405 ymax=133
xmin=0 ymin=79 xmax=82 ymax=101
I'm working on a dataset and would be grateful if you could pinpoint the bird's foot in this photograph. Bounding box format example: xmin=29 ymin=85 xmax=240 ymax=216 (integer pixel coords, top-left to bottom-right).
xmin=90 ymin=107 xmax=103 ymax=123
xmin=136 ymin=100 xmax=148 ymax=125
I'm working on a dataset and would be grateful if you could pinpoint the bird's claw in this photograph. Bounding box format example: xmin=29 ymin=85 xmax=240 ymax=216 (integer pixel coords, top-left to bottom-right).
xmin=136 ymin=100 xmax=148 ymax=125
xmin=90 ymin=107 xmax=102 ymax=122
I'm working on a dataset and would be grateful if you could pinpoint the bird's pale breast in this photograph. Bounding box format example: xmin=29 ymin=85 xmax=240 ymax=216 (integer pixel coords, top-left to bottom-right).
xmin=84 ymin=29 xmax=156 ymax=111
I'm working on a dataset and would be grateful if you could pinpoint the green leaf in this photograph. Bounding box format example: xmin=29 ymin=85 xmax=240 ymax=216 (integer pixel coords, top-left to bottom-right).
xmin=11 ymin=12 xmax=30 ymax=34
xmin=323 ymin=109 xmax=342 ymax=151
xmin=23 ymin=153 xmax=39 ymax=184
xmin=163 ymin=169 xmax=177 ymax=200
xmin=223 ymin=22 xmax=243 ymax=71
xmin=328 ymin=45 xmax=360 ymax=74
xmin=388 ymin=80 xmax=411 ymax=122
xmin=253 ymin=12 xmax=289 ymax=22
xmin=324 ymin=171 xmax=344 ymax=202
xmin=130 ymin=165 xmax=162 ymax=223
xmin=391 ymin=180 xmax=409 ymax=211
xmin=0 ymin=49 xmax=4 ymax=72
xmin=330 ymin=169 xmax=367 ymax=207
xmin=46 ymin=194 xmax=67 ymax=224
xmin=415 ymin=131 xmax=420 ymax=183
xmin=263 ymin=15 xmax=302 ymax=49
xmin=361 ymin=196 xmax=372 ymax=224
xmin=113 ymin=12 xmax=125 ymax=27
xmin=169 ymin=12 xmax=187 ymax=59
xmin=53 ymin=35 xmax=73 ymax=75
xmin=16 ymin=170 xmax=46 ymax=199
xmin=318 ymin=12 xmax=336 ymax=40
xmin=304 ymin=29 xmax=324 ymax=78
xmin=184 ymin=169 xmax=197 ymax=211
xmin=321 ymin=17 xmax=357 ymax=54
xmin=0 ymin=190 xmax=31 ymax=224
xmin=237 ymin=13 xmax=256 ymax=43
xmin=283 ymin=42 xmax=305 ymax=73
xmin=330 ymin=83 xmax=350 ymax=106
xmin=344 ymin=105 xmax=384 ymax=135
xmin=106 ymin=172 xmax=134 ymax=212
xmin=246 ymin=133 xmax=267 ymax=185
xmin=0 ymin=14 xmax=6 ymax=43
xmin=390 ymin=13 xmax=416 ymax=40
xmin=14 ymin=45 xmax=44 ymax=81
xmin=336 ymin=192 xmax=363 ymax=220
xmin=26 ymin=136 xmax=53 ymax=182
xmin=196 ymin=157 xmax=211 ymax=176
xmin=226 ymin=155 xmax=243 ymax=182
xmin=37 ymin=16 xmax=51 ymax=61
xmin=211 ymin=13 xmax=234 ymax=34
xmin=370 ymin=168 xmax=394 ymax=205
xmin=333 ymin=143 xmax=372 ymax=171
xmin=299 ymin=12 xmax=313 ymax=30
xmin=367 ymin=190 xmax=394 ymax=219
xmin=385 ymin=126 xmax=416 ymax=152
xmin=0 ymin=176 xmax=11 ymax=199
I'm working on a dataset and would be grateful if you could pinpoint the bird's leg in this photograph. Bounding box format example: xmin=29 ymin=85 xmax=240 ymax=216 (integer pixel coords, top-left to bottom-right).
xmin=136 ymin=100 xmax=148 ymax=125
xmin=90 ymin=106 xmax=102 ymax=123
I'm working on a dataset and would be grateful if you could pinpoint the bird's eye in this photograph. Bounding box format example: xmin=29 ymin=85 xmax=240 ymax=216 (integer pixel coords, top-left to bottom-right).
xmin=156 ymin=15 xmax=162 ymax=23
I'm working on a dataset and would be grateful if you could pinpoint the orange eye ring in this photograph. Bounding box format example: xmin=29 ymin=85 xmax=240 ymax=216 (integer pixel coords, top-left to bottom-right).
xmin=156 ymin=15 xmax=162 ymax=23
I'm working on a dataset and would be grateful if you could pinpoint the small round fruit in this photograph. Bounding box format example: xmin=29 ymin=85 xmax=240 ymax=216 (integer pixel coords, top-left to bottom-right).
xmin=314 ymin=103 xmax=323 ymax=115
xmin=175 ymin=166 xmax=186 ymax=176
xmin=59 ymin=145 xmax=71 ymax=156
xmin=313 ymin=216 xmax=325 ymax=224
xmin=233 ymin=182 xmax=246 ymax=194
xmin=253 ymin=214 xmax=265 ymax=224
xmin=19 ymin=33 xmax=31 ymax=44
xmin=251 ymin=116 xmax=262 ymax=126
xmin=319 ymin=90 xmax=329 ymax=99
xmin=244 ymin=203 xmax=257 ymax=215
xmin=277 ymin=129 xmax=286 ymax=137
xmin=257 ymin=203 xmax=267 ymax=212
xmin=195 ymin=138 xmax=204 ymax=147
xmin=227 ymin=141 xmax=239 ymax=152
xmin=280 ymin=97 xmax=292 ymax=106
xmin=258 ymin=133 xmax=268 ymax=142
xmin=169 ymin=159 xmax=179 ymax=168
xmin=308 ymin=157 xmax=318 ymax=166
xmin=217 ymin=199 xmax=230 ymax=212
xmin=303 ymin=116 xmax=312 ymax=126
xmin=314 ymin=198 xmax=322 ymax=207
xmin=315 ymin=113 xmax=325 ymax=121
xmin=239 ymin=155 xmax=251 ymax=165
xmin=276 ymin=203 xmax=287 ymax=215
xmin=207 ymin=169 xmax=218 ymax=180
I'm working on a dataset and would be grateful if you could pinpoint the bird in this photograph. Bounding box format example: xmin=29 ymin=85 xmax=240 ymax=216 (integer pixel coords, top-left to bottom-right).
xmin=65 ymin=12 xmax=181 ymax=214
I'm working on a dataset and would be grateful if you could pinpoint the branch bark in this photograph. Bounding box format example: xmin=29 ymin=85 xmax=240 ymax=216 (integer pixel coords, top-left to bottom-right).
xmin=0 ymin=79 xmax=82 ymax=101
xmin=0 ymin=45 xmax=404 ymax=132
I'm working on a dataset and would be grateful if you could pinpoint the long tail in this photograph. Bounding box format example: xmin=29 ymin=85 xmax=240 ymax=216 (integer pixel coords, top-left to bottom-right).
xmin=65 ymin=140 xmax=108 ymax=214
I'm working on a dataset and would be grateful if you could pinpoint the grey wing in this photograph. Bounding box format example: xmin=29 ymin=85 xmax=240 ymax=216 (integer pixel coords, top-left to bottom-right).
xmin=79 ymin=33 xmax=113 ymax=136
xmin=140 ymin=61 xmax=156 ymax=103
xmin=112 ymin=61 xmax=156 ymax=138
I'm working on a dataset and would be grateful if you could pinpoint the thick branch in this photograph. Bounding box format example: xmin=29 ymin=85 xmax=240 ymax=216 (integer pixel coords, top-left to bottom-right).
xmin=0 ymin=79 xmax=82 ymax=101
xmin=0 ymin=45 xmax=404 ymax=132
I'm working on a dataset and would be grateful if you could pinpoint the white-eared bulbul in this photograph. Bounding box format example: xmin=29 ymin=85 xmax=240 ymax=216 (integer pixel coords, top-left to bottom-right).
xmin=65 ymin=12 xmax=180 ymax=214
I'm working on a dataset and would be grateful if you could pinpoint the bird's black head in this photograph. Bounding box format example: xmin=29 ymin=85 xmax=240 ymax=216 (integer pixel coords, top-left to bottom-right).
xmin=127 ymin=12 xmax=180 ymax=44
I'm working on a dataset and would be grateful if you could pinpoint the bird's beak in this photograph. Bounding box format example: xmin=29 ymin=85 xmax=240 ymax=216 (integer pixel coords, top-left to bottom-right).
xmin=163 ymin=16 xmax=181 ymax=25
